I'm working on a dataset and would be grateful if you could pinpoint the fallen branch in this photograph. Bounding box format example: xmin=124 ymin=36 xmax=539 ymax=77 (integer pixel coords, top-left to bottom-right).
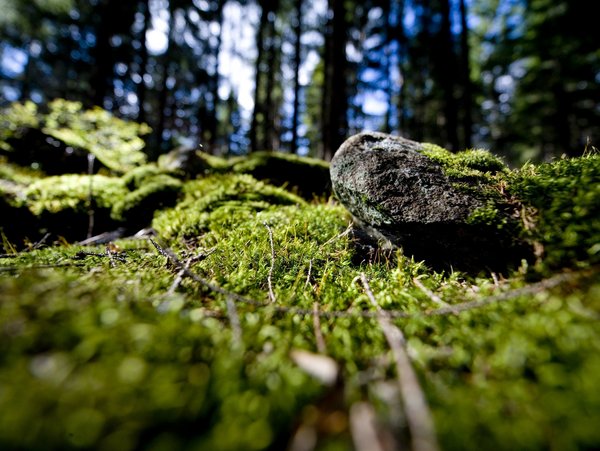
xmin=360 ymin=273 xmax=439 ymax=451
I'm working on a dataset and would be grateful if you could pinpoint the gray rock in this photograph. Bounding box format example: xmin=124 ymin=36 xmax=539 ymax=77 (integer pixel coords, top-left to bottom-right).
xmin=330 ymin=132 xmax=531 ymax=270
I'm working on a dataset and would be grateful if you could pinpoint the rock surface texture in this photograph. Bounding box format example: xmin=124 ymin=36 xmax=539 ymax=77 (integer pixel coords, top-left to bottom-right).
xmin=330 ymin=131 xmax=531 ymax=270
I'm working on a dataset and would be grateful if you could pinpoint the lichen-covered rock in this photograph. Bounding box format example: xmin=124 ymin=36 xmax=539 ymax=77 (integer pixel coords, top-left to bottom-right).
xmin=330 ymin=132 xmax=531 ymax=270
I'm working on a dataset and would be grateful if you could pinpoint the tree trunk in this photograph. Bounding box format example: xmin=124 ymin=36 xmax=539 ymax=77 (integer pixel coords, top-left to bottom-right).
xmin=322 ymin=0 xmax=347 ymax=161
xmin=204 ymin=0 xmax=225 ymax=152
xmin=250 ymin=1 xmax=270 ymax=152
xmin=394 ymin=0 xmax=407 ymax=135
xmin=459 ymin=0 xmax=472 ymax=148
xmin=291 ymin=0 xmax=303 ymax=154
xmin=155 ymin=4 xmax=176 ymax=157
xmin=90 ymin=1 xmax=113 ymax=108
xmin=137 ymin=0 xmax=151 ymax=125
xmin=439 ymin=0 xmax=459 ymax=151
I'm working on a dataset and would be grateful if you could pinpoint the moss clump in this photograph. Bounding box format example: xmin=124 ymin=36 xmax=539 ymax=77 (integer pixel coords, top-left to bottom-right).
xmin=508 ymin=154 xmax=600 ymax=269
xmin=111 ymin=174 xmax=183 ymax=227
xmin=229 ymin=151 xmax=331 ymax=199
xmin=0 ymin=99 xmax=149 ymax=174
xmin=420 ymin=143 xmax=508 ymax=182
xmin=43 ymin=99 xmax=150 ymax=173
xmin=153 ymin=174 xmax=305 ymax=241
xmin=0 ymin=101 xmax=40 ymax=151
xmin=24 ymin=175 xmax=127 ymax=216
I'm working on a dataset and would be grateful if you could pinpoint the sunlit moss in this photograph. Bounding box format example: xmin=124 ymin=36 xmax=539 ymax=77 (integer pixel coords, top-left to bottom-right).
xmin=0 ymin=101 xmax=39 ymax=151
xmin=508 ymin=154 xmax=600 ymax=269
xmin=153 ymin=173 xmax=306 ymax=241
xmin=421 ymin=143 xmax=508 ymax=182
xmin=0 ymin=99 xmax=150 ymax=174
xmin=23 ymin=174 xmax=127 ymax=216
xmin=43 ymin=99 xmax=150 ymax=173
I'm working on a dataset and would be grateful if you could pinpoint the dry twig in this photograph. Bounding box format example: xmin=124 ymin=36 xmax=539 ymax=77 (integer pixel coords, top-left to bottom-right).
xmin=412 ymin=277 xmax=449 ymax=308
xmin=350 ymin=402 xmax=388 ymax=451
xmin=263 ymin=222 xmax=277 ymax=303
xmin=167 ymin=257 xmax=193 ymax=295
xmin=360 ymin=273 xmax=439 ymax=451
xmin=313 ymin=302 xmax=327 ymax=354
xmin=226 ymin=296 xmax=243 ymax=346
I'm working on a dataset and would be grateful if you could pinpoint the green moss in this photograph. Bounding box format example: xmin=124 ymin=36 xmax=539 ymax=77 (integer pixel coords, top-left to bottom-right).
xmin=43 ymin=99 xmax=150 ymax=173
xmin=121 ymin=164 xmax=171 ymax=190
xmin=153 ymin=174 xmax=305 ymax=241
xmin=111 ymin=174 xmax=183 ymax=226
xmin=1 ymin=99 xmax=150 ymax=174
xmin=420 ymin=143 xmax=508 ymax=182
xmin=508 ymin=154 xmax=600 ymax=269
xmin=228 ymin=151 xmax=331 ymax=198
xmin=0 ymin=101 xmax=39 ymax=151
xmin=24 ymin=175 xmax=127 ymax=216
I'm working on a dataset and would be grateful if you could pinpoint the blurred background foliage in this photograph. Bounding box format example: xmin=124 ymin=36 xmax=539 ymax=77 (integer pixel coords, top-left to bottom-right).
xmin=0 ymin=0 xmax=598 ymax=163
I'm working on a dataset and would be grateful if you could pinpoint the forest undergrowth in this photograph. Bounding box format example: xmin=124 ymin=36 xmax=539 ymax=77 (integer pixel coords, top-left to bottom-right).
xmin=0 ymin=101 xmax=599 ymax=451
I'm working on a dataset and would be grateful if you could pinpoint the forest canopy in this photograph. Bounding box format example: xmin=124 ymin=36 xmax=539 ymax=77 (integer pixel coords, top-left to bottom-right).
xmin=0 ymin=0 xmax=598 ymax=163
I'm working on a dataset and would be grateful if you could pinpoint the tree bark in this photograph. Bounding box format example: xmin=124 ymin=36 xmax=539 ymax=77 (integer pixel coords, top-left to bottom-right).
xmin=322 ymin=0 xmax=348 ymax=161
xmin=251 ymin=0 xmax=270 ymax=152
xmin=291 ymin=0 xmax=303 ymax=154
xmin=137 ymin=0 xmax=151 ymax=125
xmin=459 ymin=0 xmax=472 ymax=148
xmin=439 ymin=0 xmax=459 ymax=151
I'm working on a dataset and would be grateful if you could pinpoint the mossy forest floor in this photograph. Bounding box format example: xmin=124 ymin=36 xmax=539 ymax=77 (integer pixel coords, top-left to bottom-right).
xmin=1 ymin=102 xmax=599 ymax=450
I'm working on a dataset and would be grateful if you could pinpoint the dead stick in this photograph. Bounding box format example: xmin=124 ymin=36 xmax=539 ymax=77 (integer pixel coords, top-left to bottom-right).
xmin=413 ymin=278 xmax=449 ymax=307
xmin=360 ymin=273 xmax=439 ymax=451
xmin=313 ymin=302 xmax=327 ymax=354
xmin=167 ymin=257 xmax=193 ymax=295
xmin=263 ymin=222 xmax=277 ymax=303
xmin=226 ymin=296 xmax=243 ymax=346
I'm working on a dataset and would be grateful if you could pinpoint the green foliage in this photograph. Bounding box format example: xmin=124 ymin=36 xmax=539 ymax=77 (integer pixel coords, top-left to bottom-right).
xmin=0 ymin=100 xmax=150 ymax=174
xmin=0 ymin=101 xmax=40 ymax=151
xmin=111 ymin=174 xmax=183 ymax=226
xmin=43 ymin=99 xmax=150 ymax=173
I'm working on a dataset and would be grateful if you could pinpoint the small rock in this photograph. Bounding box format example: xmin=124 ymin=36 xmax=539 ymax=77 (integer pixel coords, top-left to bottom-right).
xmin=330 ymin=132 xmax=531 ymax=271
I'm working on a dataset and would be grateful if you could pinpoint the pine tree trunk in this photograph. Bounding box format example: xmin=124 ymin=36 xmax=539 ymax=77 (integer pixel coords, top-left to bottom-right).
xmin=322 ymin=0 xmax=347 ymax=161
xmin=291 ymin=0 xmax=303 ymax=154
xmin=439 ymin=0 xmax=459 ymax=151
xmin=137 ymin=0 xmax=151 ymax=125
xmin=459 ymin=0 xmax=472 ymax=149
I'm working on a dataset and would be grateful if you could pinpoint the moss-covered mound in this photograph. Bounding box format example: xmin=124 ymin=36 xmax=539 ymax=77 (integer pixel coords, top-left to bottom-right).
xmin=0 ymin=100 xmax=149 ymax=175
